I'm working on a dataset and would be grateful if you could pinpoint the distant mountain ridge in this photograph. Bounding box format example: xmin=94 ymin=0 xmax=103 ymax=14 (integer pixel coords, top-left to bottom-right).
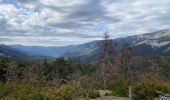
xmin=0 ymin=45 xmax=53 ymax=60
xmin=7 ymin=29 xmax=170 ymax=60
xmin=10 ymin=45 xmax=76 ymax=57
xmin=62 ymin=29 xmax=170 ymax=60
xmin=0 ymin=45 xmax=30 ymax=59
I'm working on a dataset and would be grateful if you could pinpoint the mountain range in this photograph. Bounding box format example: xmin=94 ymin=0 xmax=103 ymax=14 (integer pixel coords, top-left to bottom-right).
xmin=0 ymin=44 xmax=30 ymax=59
xmin=1 ymin=29 xmax=170 ymax=60
xmin=63 ymin=29 xmax=170 ymax=61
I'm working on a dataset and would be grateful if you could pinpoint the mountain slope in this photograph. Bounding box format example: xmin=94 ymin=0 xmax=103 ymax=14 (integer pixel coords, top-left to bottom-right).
xmin=0 ymin=45 xmax=30 ymax=59
xmin=128 ymin=29 xmax=170 ymax=55
xmin=63 ymin=29 xmax=170 ymax=60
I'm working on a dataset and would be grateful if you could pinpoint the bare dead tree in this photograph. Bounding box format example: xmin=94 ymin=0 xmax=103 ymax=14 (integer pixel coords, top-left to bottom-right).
xmin=120 ymin=44 xmax=137 ymax=100
xmin=120 ymin=44 xmax=138 ymax=81
xmin=96 ymin=31 xmax=117 ymax=89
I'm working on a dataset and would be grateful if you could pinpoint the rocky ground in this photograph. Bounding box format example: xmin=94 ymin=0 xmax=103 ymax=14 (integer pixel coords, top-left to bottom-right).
xmin=92 ymin=90 xmax=128 ymax=100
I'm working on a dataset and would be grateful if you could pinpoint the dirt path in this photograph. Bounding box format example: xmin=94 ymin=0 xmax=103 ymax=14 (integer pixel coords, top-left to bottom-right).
xmin=92 ymin=96 xmax=128 ymax=100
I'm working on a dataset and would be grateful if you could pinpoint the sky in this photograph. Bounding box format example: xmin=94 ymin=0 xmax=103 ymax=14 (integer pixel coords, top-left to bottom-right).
xmin=0 ymin=0 xmax=170 ymax=46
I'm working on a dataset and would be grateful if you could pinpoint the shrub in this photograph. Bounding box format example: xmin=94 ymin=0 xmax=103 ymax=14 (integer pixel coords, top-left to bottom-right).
xmin=0 ymin=81 xmax=53 ymax=100
xmin=0 ymin=81 xmax=100 ymax=100
xmin=133 ymin=75 xmax=170 ymax=100
xmin=79 ymin=78 xmax=100 ymax=99
xmin=91 ymin=81 xmax=102 ymax=90
xmin=87 ymin=90 xmax=100 ymax=99
xmin=107 ymin=77 xmax=129 ymax=97
xmin=55 ymin=83 xmax=83 ymax=100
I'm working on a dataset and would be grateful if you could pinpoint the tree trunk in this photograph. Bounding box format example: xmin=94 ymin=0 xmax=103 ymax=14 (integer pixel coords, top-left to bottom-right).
xmin=129 ymin=86 xmax=132 ymax=100
xmin=103 ymin=77 xmax=106 ymax=90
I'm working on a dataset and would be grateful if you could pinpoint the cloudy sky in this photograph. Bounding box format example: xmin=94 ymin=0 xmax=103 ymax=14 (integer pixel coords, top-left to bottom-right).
xmin=0 ymin=0 xmax=170 ymax=46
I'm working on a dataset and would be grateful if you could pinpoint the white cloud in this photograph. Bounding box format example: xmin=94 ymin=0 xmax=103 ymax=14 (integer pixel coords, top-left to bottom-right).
xmin=0 ymin=0 xmax=170 ymax=46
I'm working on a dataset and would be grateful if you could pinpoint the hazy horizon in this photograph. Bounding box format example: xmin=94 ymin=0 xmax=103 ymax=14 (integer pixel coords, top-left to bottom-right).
xmin=0 ymin=28 xmax=169 ymax=47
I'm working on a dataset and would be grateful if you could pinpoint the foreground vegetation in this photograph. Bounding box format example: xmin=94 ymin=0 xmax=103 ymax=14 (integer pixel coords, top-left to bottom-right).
xmin=0 ymin=55 xmax=170 ymax=100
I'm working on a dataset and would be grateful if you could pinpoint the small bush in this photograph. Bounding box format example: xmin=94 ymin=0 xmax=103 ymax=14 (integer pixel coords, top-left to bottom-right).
xmin=0 ymin=81 xmax=53 ymax=100
xmin=55 ymin=83 xmax=83 ymax=100
xmin=91 ymin=81 xmax=102 ymax=90
xmin=79 ymin=77 xmax=100 ymax=99
xmin=87 ymin=90 xmax=100 ymax=99
xmin=107 ymin=77 xmax=129 ymax=97
xmin=133 ymin=75 xmax=170 ymax=100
